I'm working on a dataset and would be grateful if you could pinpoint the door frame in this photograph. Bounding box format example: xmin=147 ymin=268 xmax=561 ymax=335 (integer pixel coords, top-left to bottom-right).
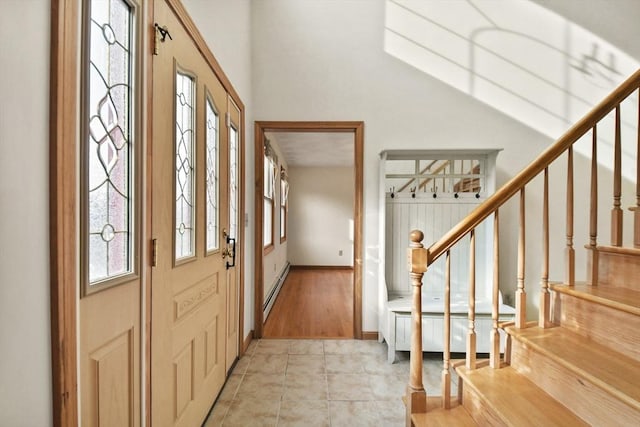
xmin=253 ymin=121 xmax=364 ymax=339
xmin=49 ymin=1 xmax=246 ymax=426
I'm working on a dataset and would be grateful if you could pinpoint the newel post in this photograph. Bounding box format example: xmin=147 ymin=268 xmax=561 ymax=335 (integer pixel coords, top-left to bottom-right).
xmin=406 ymin=230 xmax=428 ymax=425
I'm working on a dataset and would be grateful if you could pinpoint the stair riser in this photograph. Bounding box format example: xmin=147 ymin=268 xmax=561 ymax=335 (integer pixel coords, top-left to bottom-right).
xmin=554 ymin=292 xmax=640 ymax=362
xmin=511 ymin=340 xmax=640 ymax=426
xmin=460 ymin=381 xmax=508 ymax=427
xmin=593 ymin=249 xmax=640 ymax=290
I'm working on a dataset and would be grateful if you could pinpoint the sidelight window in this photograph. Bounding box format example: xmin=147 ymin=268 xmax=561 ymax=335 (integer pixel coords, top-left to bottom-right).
xmin=83 ymin=0 xmax=136 ymax=292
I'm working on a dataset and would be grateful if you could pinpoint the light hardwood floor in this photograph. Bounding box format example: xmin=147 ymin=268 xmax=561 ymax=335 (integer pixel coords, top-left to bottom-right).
xmin=263 ymin=268 xmax=354 ymax=338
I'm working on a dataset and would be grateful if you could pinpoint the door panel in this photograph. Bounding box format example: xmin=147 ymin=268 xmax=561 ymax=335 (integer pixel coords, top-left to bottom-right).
xmin=81 ymin=283 xmax=140 ymax=426
xmin=151 ymin=1 xmax=230 ymax=426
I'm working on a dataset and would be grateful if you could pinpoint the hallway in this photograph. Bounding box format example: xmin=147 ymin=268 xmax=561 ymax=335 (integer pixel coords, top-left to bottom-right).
xmin=203 ymin=339 xmax=451 ymax=426
xmin=264 ymin=268 xmax=354 ymax=338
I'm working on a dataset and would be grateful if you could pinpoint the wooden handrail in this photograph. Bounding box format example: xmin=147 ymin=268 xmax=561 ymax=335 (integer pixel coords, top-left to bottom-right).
xmin=426 ymin=68 xmax=640 ymax=265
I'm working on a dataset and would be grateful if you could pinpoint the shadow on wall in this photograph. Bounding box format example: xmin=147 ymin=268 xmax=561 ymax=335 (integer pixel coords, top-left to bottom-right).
xmin=384 ymin=0 xmax=639 ymax=179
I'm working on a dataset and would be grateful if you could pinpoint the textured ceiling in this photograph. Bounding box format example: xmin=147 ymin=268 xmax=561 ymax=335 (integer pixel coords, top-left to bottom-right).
xmin=265 ymin=131 xmax=355 ymax=167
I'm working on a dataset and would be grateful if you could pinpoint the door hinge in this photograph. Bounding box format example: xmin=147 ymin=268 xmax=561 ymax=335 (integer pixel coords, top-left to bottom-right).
xmin=151 ymin=239 xmax=158 ymax=267
xmin=225 ymin=112 xmax=231 ymax=128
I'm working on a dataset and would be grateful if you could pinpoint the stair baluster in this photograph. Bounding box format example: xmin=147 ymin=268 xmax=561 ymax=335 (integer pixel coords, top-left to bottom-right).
xmin=490 ymin=210 xmax=501 ymax=368
xmin=612 ymin=105 xmax=623 ymax=246
xmin=441 ymin=250 xmax=451 ymax=409
xmin=466 ymin=230 xmax=477 ymax=369
xmin=540 ymin=167 xmax=551 ymax=328
xmin=566 ymin=146 xmax=575 ymax=285
xmin=589 ymin=126 xmax=599 ymax=285
xmin=515 ymin=189 xmax=527 ymax=328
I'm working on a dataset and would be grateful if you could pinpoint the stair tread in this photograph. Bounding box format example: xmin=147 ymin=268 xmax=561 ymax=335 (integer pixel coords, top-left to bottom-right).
xmin=457 ymin=365 xmax=589 ymax=426
xmin=506 ymin=326 xmax=640 ymax=409
xmin=596 ymin=245 xmax=640 ymax=257
xmin=551 ymin=283 xmax=640 ymax=316
xmin=411 ymin=397 xmax=477 ymax=426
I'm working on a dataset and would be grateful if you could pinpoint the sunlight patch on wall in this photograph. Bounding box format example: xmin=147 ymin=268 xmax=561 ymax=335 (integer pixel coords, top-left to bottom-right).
xmin=384 ymin=0 xmax=639 ymax=178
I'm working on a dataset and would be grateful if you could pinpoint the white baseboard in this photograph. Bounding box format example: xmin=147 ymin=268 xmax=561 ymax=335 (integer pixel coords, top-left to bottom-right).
xmin=263 ymin=262 xmax=290 ymax=321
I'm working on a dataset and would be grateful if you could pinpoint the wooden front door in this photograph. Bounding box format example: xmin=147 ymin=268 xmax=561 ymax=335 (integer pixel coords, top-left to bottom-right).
xmin=151 ymin=1 xmax=233 ymax=425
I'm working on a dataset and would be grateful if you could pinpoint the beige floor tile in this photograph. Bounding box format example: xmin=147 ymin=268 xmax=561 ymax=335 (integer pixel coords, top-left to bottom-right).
xmin=325 ymin=354 xmax=365 ymax=374
xmin=329 ymin=401 xmax=381 ymax=427
xmin=286 ymin=354 xmax=325 ymax=375
xmin=368 ymin=374 xmax=407 ymax=400
xmin=245 ymin=339 xmax=259 ymax=356
xmin=373 ymin=399 xmax=405 ymax=427
xmin=255 ymin=339 xmax=290 ymax=355
xmin=277 ymin=400 xmax=330 ymax=427
xmin=288 ymin=340 xmax=324 ymax=355
xmin=247 ymin=354 xmax=288 ymax=375
xmin=361 ymin=354 xmax=408 ymax=375
xmin=203 ymin=399 xmax=231 ymax=426
xmin=352 ymin=340 xmax=386 ymax=355
xmin=203 ymin=340 xmax=419 ymax=426
xmin=327 ymin=374 xmax=373 ymax=401
xmin=282 ymin=374 xmax=328 ymax=401
xmin=236 ymin=373 xmax=285 ymax=400
xmin=217 ymin=374 xmax=244 ymax=402
xmin=222 ymin=398 xmax=280 ymax=427
xmin=323 ymin=340 xmax=358 ymax=354
xmin=231 ymin=354 xmax=251 ymax=375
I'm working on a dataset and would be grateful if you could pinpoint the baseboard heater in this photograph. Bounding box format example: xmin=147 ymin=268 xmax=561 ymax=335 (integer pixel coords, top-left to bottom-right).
xmin=263 ymin=262 xmax=290 ymax=321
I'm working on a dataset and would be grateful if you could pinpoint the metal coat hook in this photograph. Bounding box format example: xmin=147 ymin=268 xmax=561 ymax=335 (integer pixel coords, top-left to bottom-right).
xmin=155 ymin=23 xmax=172 ymax=42
xmin=153 ymin=23 xmax=172 ymax=55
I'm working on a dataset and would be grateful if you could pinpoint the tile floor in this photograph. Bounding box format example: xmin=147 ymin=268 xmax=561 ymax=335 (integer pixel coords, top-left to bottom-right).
xmin=203 ymin=339 xmax=455 ymax=427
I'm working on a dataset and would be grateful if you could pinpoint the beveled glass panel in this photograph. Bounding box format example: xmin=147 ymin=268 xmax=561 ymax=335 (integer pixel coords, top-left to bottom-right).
xmin=205 ymin=97 xmax=219 ymax=252
xmin=175 ymin=71 xmax=196 ymax=260
xmin=229 ymin=126 xmax=239 ymax=240
xmin=87 ymin=0 xmax=133 ymax=284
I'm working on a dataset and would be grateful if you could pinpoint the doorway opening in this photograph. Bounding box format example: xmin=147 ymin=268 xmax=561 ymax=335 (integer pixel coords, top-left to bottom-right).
xmin=254 ymin=121 xmax=364 ymax=339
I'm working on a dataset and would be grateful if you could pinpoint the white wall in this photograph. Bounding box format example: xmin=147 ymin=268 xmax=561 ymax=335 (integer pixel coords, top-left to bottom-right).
xmin=182 ymin=0 xmax=255 ymax=338
xmin=288 ymin=167 xmax=355 ymax=267
xmin=251 ymin=0 xmax=640 ymax=330
xmin=0 ymin=1 xmax=52 ymax=426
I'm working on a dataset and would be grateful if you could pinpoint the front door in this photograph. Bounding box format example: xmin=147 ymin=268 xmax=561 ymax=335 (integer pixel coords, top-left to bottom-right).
xmin=151 ymin=1 xmax=234 ymax=425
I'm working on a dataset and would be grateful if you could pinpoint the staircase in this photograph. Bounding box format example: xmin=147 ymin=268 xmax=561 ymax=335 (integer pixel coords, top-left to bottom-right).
xmin=404 ymin=69 xmax=640 ymax=426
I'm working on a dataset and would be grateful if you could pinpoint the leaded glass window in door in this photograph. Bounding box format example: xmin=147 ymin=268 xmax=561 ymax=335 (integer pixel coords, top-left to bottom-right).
xmin=85 ymin=0 xmax=134 ymax=288
xmin=229 ymin=126 xmax=239 ymax=241
xmin=175 ymin=71 xmax=196 ymax=261
xmin=205 ymin=95 xmax=219 ymax=253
